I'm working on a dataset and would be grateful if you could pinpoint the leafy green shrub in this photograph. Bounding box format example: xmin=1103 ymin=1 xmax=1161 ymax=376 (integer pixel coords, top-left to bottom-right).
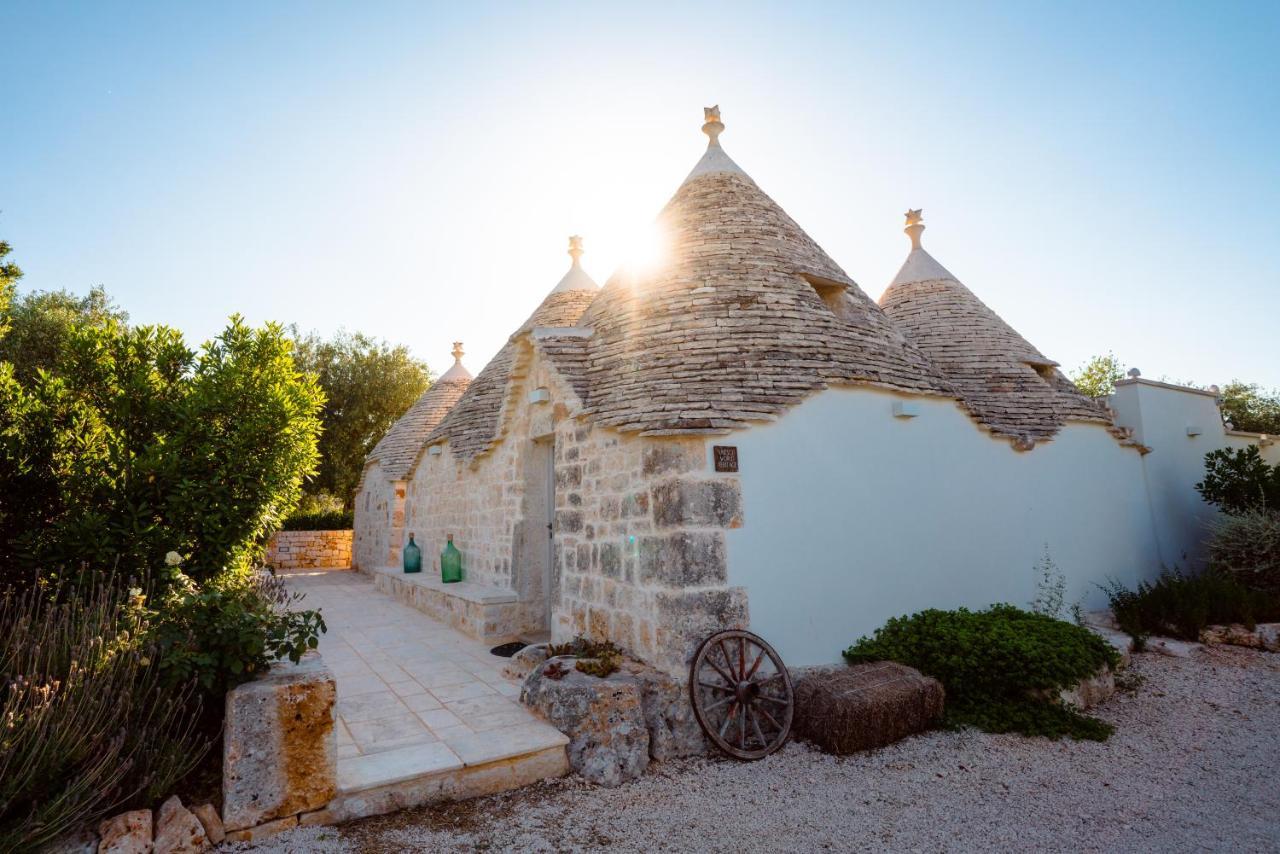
xmin=0 ymin=578 xmax=207 ymax=851
xmin=281 ymin=510 xmax=353 ymax=531
xmin=844 ymin=605 xmax=1119 ymax=740
xmin=148 ymin=566 xmax=326 ymax=697
xmin=1196 ymin=446 xmax=1280 ymax=514
xmin=1207 ymin=509 xmax=1280 ymax=592
xmin=1104 ymin=568 xmax=1280 ymax=642
xmin=0 ymin=316 xmax=323 ymax=587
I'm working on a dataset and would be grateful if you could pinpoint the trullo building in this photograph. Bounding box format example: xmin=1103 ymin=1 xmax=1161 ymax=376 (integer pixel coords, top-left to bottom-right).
xmin=354 ymin=107 xmax=1279 ymax=671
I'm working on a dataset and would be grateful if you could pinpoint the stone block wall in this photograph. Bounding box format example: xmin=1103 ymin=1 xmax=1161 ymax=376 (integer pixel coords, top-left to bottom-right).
xmin=353 ymin=463 xmax=407 ymax=571
xmin=267 ymin=530 xmax=353 ymax=570
xmin=404 ymin=344 xmax=749 ymax=674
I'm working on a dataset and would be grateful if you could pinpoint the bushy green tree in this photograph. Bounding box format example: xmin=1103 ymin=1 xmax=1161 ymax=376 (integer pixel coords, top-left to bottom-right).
xmin=1069 ymin=352 xmax=1124 ymax=398
xmin=0 ymin=285 xmax=128 ymax=382
xmin=1196 ymin=446 xmax=1280 ymax=514
xmin=0 ymin=240 xmax=21 ymax=338
xmin=291 ymin=328 xmax=430 ymax=509
xmin=0 ymin=313 xmax=324 ymax=585
xmin=1218 ymin=381 xmax=1280 ymax=435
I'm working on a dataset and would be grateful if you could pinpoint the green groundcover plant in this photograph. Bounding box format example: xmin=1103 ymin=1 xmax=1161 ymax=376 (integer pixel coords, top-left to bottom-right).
xmin=844 ymin=604 xmax=1119 ymax=741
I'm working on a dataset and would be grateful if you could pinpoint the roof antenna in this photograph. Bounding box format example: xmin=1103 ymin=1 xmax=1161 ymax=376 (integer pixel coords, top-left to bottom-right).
xmin=904 ymin=209 xmax=925 ymax=251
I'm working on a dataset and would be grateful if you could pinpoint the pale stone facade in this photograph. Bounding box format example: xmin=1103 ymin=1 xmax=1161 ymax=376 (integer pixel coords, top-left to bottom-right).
xmin=267 ymin=530 xmax=353 ymax=570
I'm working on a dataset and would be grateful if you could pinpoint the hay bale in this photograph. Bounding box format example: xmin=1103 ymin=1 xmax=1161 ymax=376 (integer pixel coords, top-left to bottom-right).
xmin=793 ymin=662 xmax=944 ymax=755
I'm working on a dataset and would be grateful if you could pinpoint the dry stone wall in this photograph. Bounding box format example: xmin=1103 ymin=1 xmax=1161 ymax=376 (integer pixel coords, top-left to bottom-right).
xmin=267 ymin=530 xmax=352 ymax=570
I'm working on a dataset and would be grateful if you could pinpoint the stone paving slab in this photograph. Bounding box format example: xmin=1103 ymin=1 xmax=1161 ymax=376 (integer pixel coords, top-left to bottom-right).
xmin=284 ymin=570 xmax=567 ymax=801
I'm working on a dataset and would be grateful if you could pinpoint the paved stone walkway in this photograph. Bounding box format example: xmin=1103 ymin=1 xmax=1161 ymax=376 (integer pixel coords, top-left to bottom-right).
xmin=284 ymin=570 xmax=565 ymax=797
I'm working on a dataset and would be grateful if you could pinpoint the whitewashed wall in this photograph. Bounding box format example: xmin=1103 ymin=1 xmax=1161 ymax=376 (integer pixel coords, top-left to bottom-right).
xmin=724 ymin=381 xmax=1278 ymax=667
xmin=723 ymin=387 xmax=1158 ymax=666
xmin=1109 ymin=378 xmax=1279 ymax=571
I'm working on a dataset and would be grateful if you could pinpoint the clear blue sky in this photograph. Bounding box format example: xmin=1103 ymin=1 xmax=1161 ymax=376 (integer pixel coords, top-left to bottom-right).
xmin=3 ymin=1 xmax=1277 ymax=387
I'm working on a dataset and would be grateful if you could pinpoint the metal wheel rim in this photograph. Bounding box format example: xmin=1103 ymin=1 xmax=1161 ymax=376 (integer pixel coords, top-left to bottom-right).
xmin=689 ymin=629 xmax=793 ymax=760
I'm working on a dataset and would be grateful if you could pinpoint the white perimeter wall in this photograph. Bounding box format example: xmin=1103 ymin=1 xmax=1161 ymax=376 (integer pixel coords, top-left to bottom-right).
xmin=1109 ymin=378 xmax=1280 ymax=571
xmin=723 ymin=386 xmax=1159 ymax=667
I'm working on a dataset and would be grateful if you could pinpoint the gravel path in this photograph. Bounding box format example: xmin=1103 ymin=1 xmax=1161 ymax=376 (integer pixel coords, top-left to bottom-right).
xmin=231 ymin=647 xmax=1280 ymax=853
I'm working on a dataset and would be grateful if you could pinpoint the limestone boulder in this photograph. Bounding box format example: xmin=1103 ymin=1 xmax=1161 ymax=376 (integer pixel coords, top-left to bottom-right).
xmin=1056 ymin=666 xmax=1115 ymax=710
xmin=521 ymin=657 xmax=649 ymax=787
xmin=617 ymin=660 xmax=707 ymax=761
xmin=501 ymin=643 xmax=549 ymax=681
xmin=190 ymin=805 xmax=224 ymax=846
xmin=793 ymin=662 xmax=944 ymax=755
xmin=153 ymin=796 xmax=208 ymax=854
xmin=222 ymin=652 xmax=337 ymax=832
xmin=1200 ymin=622 xmax=1280 ymax=652
xmin=96 ymin=810 xmax=151 ymax=854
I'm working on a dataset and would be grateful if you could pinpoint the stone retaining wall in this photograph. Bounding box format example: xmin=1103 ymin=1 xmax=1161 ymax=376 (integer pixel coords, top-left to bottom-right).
xmin=267 ymin=530 xmax=353 ymax=570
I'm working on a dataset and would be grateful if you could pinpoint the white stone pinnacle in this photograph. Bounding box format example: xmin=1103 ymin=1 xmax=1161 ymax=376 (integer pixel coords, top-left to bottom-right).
xmin=439 ymin=341 xmax=472 ymax=382
xmin=684 ymin=104 xmax=748 ymax=183
xmin=549 ymin=235 xmax=600 ymax=294
xmin=889 ymin=209 xmax=958 ymax=286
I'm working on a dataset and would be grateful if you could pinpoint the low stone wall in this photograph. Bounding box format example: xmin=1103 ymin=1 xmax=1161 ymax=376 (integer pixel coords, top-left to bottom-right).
xmin=223 ymin=653 xmax=337 ymax=841
xmin=366 ymin=563 xmax=526 ymax=644
xmin=267 ymin=530 xmax=353 ymax=570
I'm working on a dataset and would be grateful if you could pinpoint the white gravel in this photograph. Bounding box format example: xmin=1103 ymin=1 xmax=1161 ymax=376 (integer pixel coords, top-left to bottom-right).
xmin=230 ymin=647 xmax=1280 ymax=853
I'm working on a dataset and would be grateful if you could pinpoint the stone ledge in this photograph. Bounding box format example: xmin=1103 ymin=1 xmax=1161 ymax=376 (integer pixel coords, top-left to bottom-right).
xmin=366 ymin=566 xmax=526 ymax=644
xmin=365 ymin=564 xmax=518 ymax=605
xmin=322 ymin=745 xmax=568 ymax=824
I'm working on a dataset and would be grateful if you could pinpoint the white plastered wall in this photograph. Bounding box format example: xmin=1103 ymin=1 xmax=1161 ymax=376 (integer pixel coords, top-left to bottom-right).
xmin=1108 ymin=378 xmax=1280 ymax=571
xmin=723 ymin=386 xmax=1158 ymax=666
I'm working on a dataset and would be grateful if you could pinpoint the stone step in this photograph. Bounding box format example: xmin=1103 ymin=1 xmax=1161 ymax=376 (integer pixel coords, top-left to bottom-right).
xmin=325 ymin=726 xmax=568 ymax=823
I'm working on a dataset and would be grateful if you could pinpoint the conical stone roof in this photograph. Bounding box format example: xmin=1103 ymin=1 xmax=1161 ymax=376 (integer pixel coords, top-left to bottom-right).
xmin=552 ymin=107 xmax=951 ymax=435
xmin=878 ymin=211 xmax=1110 ymax=446
xmin=363 ymin=343 xmax=473 ymax=481
xmin=426 ymin=237 xmax=599 ymax=459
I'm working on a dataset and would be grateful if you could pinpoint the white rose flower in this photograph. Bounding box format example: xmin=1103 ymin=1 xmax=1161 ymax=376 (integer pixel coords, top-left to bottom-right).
xmin=164 ymin=551 xmax=183 ymax=566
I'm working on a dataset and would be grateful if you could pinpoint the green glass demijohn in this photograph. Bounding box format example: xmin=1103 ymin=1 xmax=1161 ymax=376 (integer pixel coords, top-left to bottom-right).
xmin=402 ymin=533 xmax=422 ymax=574
xmin=441 ymin=533 xmax=462 ymax=584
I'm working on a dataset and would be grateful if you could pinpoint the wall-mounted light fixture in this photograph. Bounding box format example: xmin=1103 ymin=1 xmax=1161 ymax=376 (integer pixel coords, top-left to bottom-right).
xmin=428 ymin=445 xmax=443 ymax=456
xmin=528 ymin=387 xmax=551 ymax=405
xmin=1185 ymin=425 xmax=1202 ymax=437
xmin=892 ymin=401 xmax=920 ymax=419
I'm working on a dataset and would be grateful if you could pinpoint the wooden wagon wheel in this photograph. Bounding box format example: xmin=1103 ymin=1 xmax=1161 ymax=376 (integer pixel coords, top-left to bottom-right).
xmin=689 ymin=629 xmax=794 ymax=760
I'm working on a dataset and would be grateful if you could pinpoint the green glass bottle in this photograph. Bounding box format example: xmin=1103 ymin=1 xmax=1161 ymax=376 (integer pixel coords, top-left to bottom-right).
xmin=441 ymin=534 xmax=462 ymax=584
xmin=402 ymin=533 xmax=422 ymax=574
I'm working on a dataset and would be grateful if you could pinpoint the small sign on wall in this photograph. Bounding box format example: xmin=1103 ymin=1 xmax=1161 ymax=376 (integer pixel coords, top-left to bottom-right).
xmin=713 ymin=445 xmax=739 ymax=473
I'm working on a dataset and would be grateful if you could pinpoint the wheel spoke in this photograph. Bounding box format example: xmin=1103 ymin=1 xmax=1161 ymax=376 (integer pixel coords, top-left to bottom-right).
xmin=748 ymin=705 xmax=768 ymax=749
xmin=697 ymin=679 xmax=733 ymax=693
xmin=744 ymin=647 xmax=766 ymax=681
xmin=738 ymin=698 xmax=747 ymax=748
xmin=738 ymin=637 xmax=746 ymax=683
xmin=756 ymin=703 xmax=783 ymax=732
xmin=719 ymin=702 xmax=738 ymax=739
xmin=704 ymin=694 xmax=735 ymax=713
xmin=704 ymin=655 xmax=736 ymax=688
xmin=717 ymin=640 xmax=740 ymax=681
